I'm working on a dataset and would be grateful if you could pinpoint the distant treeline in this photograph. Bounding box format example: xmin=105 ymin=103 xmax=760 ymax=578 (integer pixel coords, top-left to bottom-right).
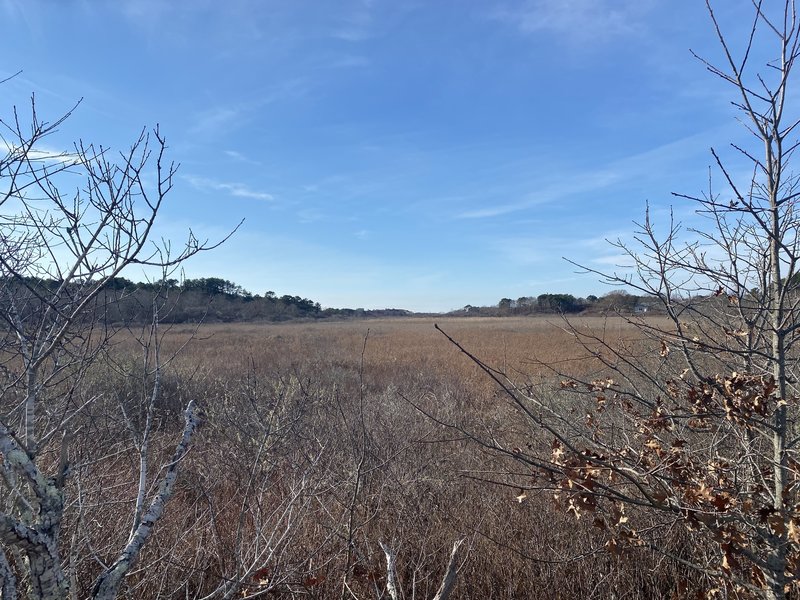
xmin=457 ymin=291 xmax=660 ymax=316
xmin=3 ymin=276 xmax=412 ymax=324
xmin=104 ymin=277 xmax=417 ymax=323
xmin=4 ymin=275 xmax=663 ymax=325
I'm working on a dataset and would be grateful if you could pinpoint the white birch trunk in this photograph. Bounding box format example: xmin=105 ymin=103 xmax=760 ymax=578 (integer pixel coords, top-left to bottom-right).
xmin=91 ymin=400 xmax=200 ymax=600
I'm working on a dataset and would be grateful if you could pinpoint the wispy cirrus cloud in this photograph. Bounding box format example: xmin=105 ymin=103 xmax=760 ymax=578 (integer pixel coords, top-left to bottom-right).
xmin=456 ymin=168 xmax=619 ymax=219
xmin=0 ymin=0 xmax=41 ymax=37
xmin=189 ymin=106 xmax=243 ymax=137
xmin=455 ymin=129 xmax=715 ymax=220
xmin=183 ymin=175 xmax=274 ymax=201
xmin=120 ymin=0 xmax=173 ymax=27
xmin=490 ymin=228 xmax=629 ymax=266
xmin=327 ymin=55 xmax=371 ymax=69
xmin=332 ymin=4 xmax=373 ymax=42
xmin=2 ymin=141 xmax=81 ymax=166
xmin=189 ymin=77 xmax=313 ymax=138
xmin=491 ymin=0 xmax=655 ymax=44
xmin=223 ymin=149 xmax=261 ymax=165
xmin=333 ymin=28 xmax=372 ymax=42
xmin=331 ymin=0 xmax=393 ymax=43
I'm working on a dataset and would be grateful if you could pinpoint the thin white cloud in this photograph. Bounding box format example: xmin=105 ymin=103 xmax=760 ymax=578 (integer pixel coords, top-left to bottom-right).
xmin=189 ymin=106 xmax=241 ymax=136
xmin=183 ymin=175 xmax=274 ymax=201
xmin=488 ymin=226 xmax=638 ymax=269
xmin=456 ymin=169 xmax=619 ymax=219
xmin=296 ymin=208 xmax=323 ymax=223
xmin=197 ymin=80 xmax=312 ymax=137
xmin=332 ymin=0 xmax=375 ymax=42
xmin=2 ymin=141 xmax=81 ymax=166
xmin=458 ymin=205 xmax=518 ymax=219
xmin=0 ymin=0 xmax=40 ymax=36
xmin=591 ymin=253 xmax=635 ymax=267
xmin=456 ymin=130 xmax=716 ymax=220
xmin=333 ymin=28 xmax=373 ymax=42
xmin=121 ymin=0 xmax=167 ymax=21
xmin=272 ymin=77 xmax=315 ymax=102
xmin=1 ymin=0 xmax=25 ymax=19
xmin=328 ymin=55 xmax=371 ymax=69
xmin=492 ymin=0 xmax=654 ymax=44
xmin=223 ymin=149 xmax=261 ymax=165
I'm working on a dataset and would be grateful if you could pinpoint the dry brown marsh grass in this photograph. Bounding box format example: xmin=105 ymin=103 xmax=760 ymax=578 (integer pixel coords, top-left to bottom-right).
xmin=74 ymin=315 xmax=691 ymax=598
xmin=159 ymin=314 xmax=666 ymax=383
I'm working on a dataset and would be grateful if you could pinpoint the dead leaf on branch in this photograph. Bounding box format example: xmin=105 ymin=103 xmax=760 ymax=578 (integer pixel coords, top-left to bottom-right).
xmin=768 ymin=513 xmax=787 ymax=536
xmin=551 ymin=440 xmax=565 ymax=464
xmin=605 ymin=538 xmax=622 ymax=556
xmin=711 ymin=493 xmax=734 ymax=512
xmin=589 ymin=378 xmax=615 ymax=391
xmin=302 ymin=574 xmax=326 ymax=588
xmin=644 ymin=438 xmax=664 ymax=456
xmin=723 ymin=328 xmax=749 ymax=338
xmin=611 ymin=503 xmax=628 ymax=526
xmin=789 ymin=519 xmax=800 ymax=543
xmin=595 ymin=394 xmax=607 ymax=410
xmin=721 ymin=542 xmax=740 ymax=573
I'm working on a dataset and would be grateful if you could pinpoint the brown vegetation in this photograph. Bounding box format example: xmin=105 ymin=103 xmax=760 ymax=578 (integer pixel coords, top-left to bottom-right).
xmin=60 ymin=315 xmax=697 ymax=598
xmin=3 ymin=1 xmax=796 ymax=597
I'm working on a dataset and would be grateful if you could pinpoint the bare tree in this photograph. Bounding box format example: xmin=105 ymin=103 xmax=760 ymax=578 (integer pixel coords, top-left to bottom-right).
xmin=379 ymin=539 xmax=465 ymax=600
xmin=428 ymin=1 xmax=800 ymax=598
xmin=0 ymin=92 xmax=224 ymax=598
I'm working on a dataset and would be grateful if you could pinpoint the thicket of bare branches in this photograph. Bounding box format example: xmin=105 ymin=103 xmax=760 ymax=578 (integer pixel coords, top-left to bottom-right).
xmin=428 ymin=1 xmax=800 ymax=598
xmin=0 ymin=94 xmax=481 ymax=599
xmin=0 ymin=91 xmax=224 ymax=599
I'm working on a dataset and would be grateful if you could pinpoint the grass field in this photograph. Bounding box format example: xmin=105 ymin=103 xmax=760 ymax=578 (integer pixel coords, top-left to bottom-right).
xmin=162 ymin=314 xmax=666 ymax=381
xmin=67 ymin=315 xmax=694 ymax=598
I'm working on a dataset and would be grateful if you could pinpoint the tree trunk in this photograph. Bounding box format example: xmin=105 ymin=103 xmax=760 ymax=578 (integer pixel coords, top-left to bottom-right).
xmin=92 ymin=401 xmax=199 ymax=600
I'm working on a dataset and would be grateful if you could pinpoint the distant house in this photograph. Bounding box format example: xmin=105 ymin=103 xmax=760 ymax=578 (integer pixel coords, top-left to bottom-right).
xmin=634 ymin=301 xmax=662 ymax=314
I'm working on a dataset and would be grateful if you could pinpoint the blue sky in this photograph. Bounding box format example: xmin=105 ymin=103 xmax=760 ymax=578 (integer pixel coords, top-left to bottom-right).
xmin=1 ymin=0 xmax=770 ymax=311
